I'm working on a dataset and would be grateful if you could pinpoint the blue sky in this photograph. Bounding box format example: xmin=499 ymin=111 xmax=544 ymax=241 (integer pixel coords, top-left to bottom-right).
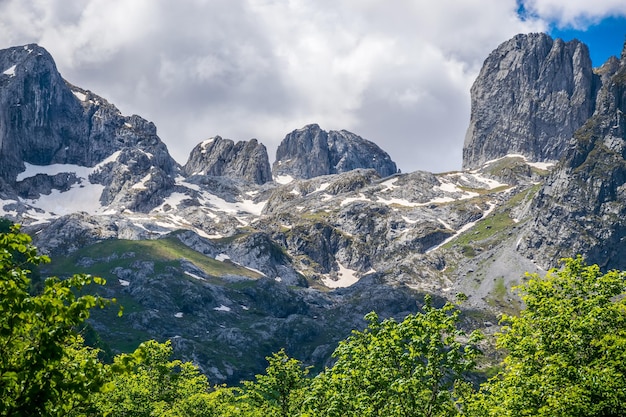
xmin=550 ymin=16 xmax=626 ymax=66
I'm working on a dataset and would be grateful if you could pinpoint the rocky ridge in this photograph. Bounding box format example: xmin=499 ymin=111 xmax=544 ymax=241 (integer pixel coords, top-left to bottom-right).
xmin=463 ymin=33 xmax=599 ymax=169
xmin=272 ymin=124 xmax=398 ymax=180
xmin=2 ymin=35 xmax=626 ymax=384
xmin=517 ymin=40 xmax=626 ymax=269
xmin=183 ymin=136 xmax=272 ymax=185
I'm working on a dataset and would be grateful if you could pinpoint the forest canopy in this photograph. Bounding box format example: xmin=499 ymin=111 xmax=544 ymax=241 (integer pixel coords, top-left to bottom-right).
xmin=1 ymin=226 xmax=625 ymax=416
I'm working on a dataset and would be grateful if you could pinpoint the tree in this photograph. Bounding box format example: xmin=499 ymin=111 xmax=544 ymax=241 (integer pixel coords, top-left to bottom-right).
xmin=95 ymin=340 xmax=213 ymax=417
xmin=0 ymin=225 xmax=112 ymax=416
xmin=462 ymin=256 xmax=626 ymax=417
xmin=305 ymin=295 xmax=483 ymax=417
xmin=243 ymin=349 xmax=310 ymax=417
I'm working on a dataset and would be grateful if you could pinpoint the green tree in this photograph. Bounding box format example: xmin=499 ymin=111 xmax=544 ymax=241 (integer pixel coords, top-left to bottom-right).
xmin=305 ymin=296 xmax=483 ymax=417
xmin=96 ymin=340 xmax=212 ymax=417
xmin=243 ymin=349 xmax=310 ymax=417
xmin=462 ymin=256 xmax=626 ymax=416
xmin=0 ymin=225 xmax=112 ymax=416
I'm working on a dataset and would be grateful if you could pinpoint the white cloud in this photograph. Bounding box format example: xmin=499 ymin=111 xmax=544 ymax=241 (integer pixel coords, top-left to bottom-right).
xmin=0 ymin=0 xmax=619 ymax=173
xmin=523 ymin=0 xmax=626 ymax=28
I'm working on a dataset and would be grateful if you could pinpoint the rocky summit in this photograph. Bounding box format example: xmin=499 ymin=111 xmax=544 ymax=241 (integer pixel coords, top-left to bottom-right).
xmin=1 ymin=34 xmax=626 ymax=384
xmin=183 ymin=136 xmax=272 ymax=185
xmin=272 ymin=124 xmax=398 ymax=180
xmin=463 ymin=33 xmax=598 ymax=169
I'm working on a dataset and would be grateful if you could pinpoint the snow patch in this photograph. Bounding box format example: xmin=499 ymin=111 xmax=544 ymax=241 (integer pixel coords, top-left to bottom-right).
xmin=216 ymin=253 xmax=230 ymax=262
xmin=174 ymin=312 xmax=184 ymax=318
xmin=28 ymin=182 xmax=106 ymax=217
xmin=184 ymin=271 xmax=205 ymax=281
xmin=17 ymin=162 xmax=92 ymax=182
xmin=322 ymin=263 xmax=359 ymax=288
xmin=376 ymin=196 xmax=419 ymax=207
xmin=213 ymin=305 xmax=231 ymax=312
xmin=3 ymin=65 xmax=16 ymax=77
xmin=131 ymin=173 xmax=152 ymax=190
xmin=200 ymin=192 xmax=265 ymax=217
xmin=72 ymin=90 xmax=87 ymax=101
xmin=275 ymin=175 xmax=294 ymax=184
xmin=527 ymin=161 xmax=555 ymax=170
xmin=244 ymin=266 xmax=267 ymax=277
xmin=151 ymin=195 xmax=183 ymax=211
xmin=200 ymin=138 xmax=215 ymax=153
xmin=0 ymin=199 xmax=18 ymax=217
xmin=479 ymin=154 xmax=555 ymax=172
xmin=426 ymin=201 xmax=498 ymax=253
xmin=380 ymin=177 xmax=399 ymax=192
xmin=433 ymin=180 xmax=480 ymax=201
xmin=340 ymin=193 xmax=370 ymax=206
xmin=402 ymin=216 xmax=418 ymax=224
xmin=437 ymin=218 xmax=453 ymax=229
xmin=314 ymin=182 xmax=330 ymax=193
xmin=118 ymin=279 xmax=130 ymax=287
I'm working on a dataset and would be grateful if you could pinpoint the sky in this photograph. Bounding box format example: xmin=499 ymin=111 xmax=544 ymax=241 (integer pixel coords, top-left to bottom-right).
xmin=0 ymin=0 xmax=625 ymax=174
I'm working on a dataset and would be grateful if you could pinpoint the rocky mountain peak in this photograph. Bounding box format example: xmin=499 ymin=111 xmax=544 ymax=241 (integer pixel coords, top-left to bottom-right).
xmin=183 ymin=136 xmax=272 ymax=185
xmin=518 ymin=40 xmax=626 ymax=270
xmin=0 ymin=44 xmax=87 ymax=181
xmin=462 ymin=33 xmax=598 ymax=169
xmin=0 ymin=44 xmax=178 ymax=211
xmin=272 ymin=124 xmax=398 ymax=180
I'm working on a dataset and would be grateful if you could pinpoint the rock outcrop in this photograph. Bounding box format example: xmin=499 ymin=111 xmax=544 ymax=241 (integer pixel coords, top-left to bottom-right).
xmin=0 ymin=44 xmax=178 ymax=211
xmin=5 ymin=35 xmax=626 ymax=386
xmin=463 ymin=33 xmax=599 ymax=169
xmin=518 ymin=40 xmax=626 ymax=270
xmin=272 ymin=124 xmax=398 ymax=180
xmin=183 ymin=136 xmax=272 ymax=185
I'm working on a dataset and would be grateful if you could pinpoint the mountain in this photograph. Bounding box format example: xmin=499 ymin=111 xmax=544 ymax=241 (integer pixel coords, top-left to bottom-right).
xmin=463 ymin=33 xmax=598 ymax=169
xmin=272 ymin=124 xmax=398 ymax=180
xmin=517 ymin=41 xmax=626 ymax=270
xmin=1 ymin=34 xmax=626 ymax=384
xmin=183 ymin=136 xmax=272 ymax=185
xmin=0 ymin=44 xmax=178 ymax=214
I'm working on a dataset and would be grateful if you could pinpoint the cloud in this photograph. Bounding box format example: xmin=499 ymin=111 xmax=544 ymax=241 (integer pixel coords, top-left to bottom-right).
xmin=522 ymin=0 xmax=626 ymax=28
xmin=1 ymin=0 xmax=617 ymax=173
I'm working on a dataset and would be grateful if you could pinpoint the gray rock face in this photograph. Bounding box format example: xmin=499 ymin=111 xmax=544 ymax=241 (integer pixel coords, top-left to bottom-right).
xmin=463 ymin=33 xmax=598 ymax=169
xmin=0 ymin=44 xmax=178 ymax=211
xmin=518 ymin=41 xmax=626 ymax=270
xmin=9 ymin=36 xmax=626 ymax=387
xmin=183 ymin=136 xmax=272 ymax=185
xmin=272 ymin=124 xmax=398 ymax=179
xmin=0 ymin=44 xmax=91 ymax=181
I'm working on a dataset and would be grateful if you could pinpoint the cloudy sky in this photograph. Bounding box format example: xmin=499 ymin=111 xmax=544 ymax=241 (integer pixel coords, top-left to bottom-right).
xmin=0 ymin=0 xmax=625 ymax=173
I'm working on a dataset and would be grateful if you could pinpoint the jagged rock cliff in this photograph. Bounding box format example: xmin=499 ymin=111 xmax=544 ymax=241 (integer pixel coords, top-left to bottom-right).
xmin=183 ymin=136 xmax=272 ymax=185
xmin=463 ymin=33 xmax=599 ymax=169
xmin=272 ymin=124 xmax=398 ymax=180
xmin=0 ymin=44 xmax=178 ymax=211
xmin=4 ymin=35 xmax=626 ymax=385
xmin=518 ymin=41 xmax=626 ymax=270
xmin=0 ymin=44 xmax=92 ymax=181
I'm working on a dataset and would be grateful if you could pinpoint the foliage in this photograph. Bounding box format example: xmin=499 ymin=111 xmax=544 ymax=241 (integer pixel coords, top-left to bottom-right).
xmin=304 ymin=295 xmax=483 ymax=417
xmin=9 ymin=225 xmax=626 ymax=417
xmin=462 ymin=256 xmax=626 ymax=416
xmin=0 ymin=225 xmax=112 ymax=416
xmin=95 ymin=340 xmax=212 ymax=417
xmin=243 ymin=349 xmax=311 ymax=417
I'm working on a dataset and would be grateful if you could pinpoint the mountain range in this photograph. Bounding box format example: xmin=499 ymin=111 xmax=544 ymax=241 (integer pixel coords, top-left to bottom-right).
xmin=1 ymin=33 xmax=625 ymax=383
